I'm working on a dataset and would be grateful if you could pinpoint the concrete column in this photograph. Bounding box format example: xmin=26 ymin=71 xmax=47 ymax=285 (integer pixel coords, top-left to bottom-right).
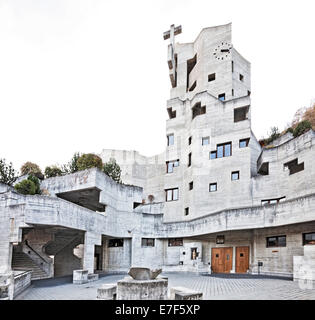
xmin=0 ymin=214 xmax=13 ymax=274
xmin=82 ymin=232 xmax=101 ymax=274
xmin=231 ymin=246 xmax=236 ymax=273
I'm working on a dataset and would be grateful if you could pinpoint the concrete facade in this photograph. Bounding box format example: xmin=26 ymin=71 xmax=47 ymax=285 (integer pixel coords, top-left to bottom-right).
xmin=1 ymin=23 xmax=315 ymax=299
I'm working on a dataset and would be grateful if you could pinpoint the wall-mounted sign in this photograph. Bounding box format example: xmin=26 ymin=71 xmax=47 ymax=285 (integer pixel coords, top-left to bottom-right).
xmin=216 ymin=235 xmax=225 ymax=244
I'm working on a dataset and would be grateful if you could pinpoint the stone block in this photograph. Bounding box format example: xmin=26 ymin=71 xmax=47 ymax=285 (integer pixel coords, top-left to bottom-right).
xmin=170 ymin=286 xmax=203 ymax=300
xmin=0 ymin=283 xmax=9 ymax=300
xmin=128 ymin=267 xmax=162 ymax=280
xmin=116 ymin=277 xmax=168 ymax=300
xmin=88 ymin=273 xmax=99 ymax=282
xmin=73 ymin=269 xmax=88 ymax=284
xmin=97 ymin=283 xmax=117 ymax=300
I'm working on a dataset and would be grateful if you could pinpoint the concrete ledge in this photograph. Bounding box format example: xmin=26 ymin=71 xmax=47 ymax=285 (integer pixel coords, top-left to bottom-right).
xmin=97 ymin=283 xmax=117 ymax=300
xmin=170 ymin=286 xmax=203 ymax=300
xmin=73 ymin=270 xmax=88 ymax=284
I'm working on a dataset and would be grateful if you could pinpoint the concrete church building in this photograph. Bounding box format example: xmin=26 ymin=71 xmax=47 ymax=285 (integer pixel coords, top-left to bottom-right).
xmin=1 ymin=23 xmax=315 ymax=299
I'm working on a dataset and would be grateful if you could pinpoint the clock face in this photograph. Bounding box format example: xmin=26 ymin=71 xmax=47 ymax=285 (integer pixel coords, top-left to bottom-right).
xmin=213 ymin=42 xmax=232 ymax=60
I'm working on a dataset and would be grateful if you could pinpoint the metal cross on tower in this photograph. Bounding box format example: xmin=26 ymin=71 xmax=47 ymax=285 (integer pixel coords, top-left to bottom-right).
xmin=163 ymin=24 xmax=182 ymax=88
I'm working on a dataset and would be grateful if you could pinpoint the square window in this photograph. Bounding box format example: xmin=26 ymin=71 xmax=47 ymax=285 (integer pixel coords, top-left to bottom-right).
xmin=303 ymin=233 xmax=315 ymax=245
xmin=208 ymin=73 xmax=216 ymax=82
xmin=167 ymin=134 xmax=174 ymax=146
xmin=202 ymin=137 xmax=210 ymax=145
xmin=218 ymin=93 xmax=225 ymax=101
xmin=209 ymin=183 xmax=217 ymax=192
xmin=231 ymin=171 xmax=239 ymax=180
xmin=210 ymin=151 xmax=217 ymax=159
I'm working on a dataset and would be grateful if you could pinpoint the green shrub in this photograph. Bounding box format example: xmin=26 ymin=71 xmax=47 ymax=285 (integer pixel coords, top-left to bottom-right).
xmin=0 ymin=158 xmax=18 ymax=186
xmin=20 ymin=162 xmax=44 ymax=179
xmin=293 ymin=120 xmax=312 ymax=137
xmin=103 ymin=158 xmax=122 ymax=183
xmin=15 ymin=179 xmax=36 ymax=195
xmin=27 ymin=175 xmax=41 ymax=194
xmin=45 ymin=166 xmax=63 ymax=178
xmin=286 ymin=127 xmax=294 ymax=134
xmin=62 ymin=152 xmax=81 ymax=174
xmin=77 ymin=153 xmax=103 ymax=171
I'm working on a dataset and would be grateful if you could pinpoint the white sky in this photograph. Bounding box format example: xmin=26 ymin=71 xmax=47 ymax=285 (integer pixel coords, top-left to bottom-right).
xmin=0 ymin=0 xmax=314 ymax=171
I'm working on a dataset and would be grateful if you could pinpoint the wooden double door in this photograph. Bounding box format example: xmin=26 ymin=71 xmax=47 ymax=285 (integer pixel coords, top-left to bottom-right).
xmin=211 ymin=246 xmax=249 ymax=274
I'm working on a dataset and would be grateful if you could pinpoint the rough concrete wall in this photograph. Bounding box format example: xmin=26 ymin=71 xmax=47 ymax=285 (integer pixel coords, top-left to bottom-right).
xmin=54 ymin=240 xmax=82 ymax=277
xmin=103 ymin=239 xmax=131 ymax=272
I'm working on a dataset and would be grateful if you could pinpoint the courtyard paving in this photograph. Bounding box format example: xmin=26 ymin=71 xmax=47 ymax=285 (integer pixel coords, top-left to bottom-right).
xmin=15 ymin=272 xmax=315 ymax=300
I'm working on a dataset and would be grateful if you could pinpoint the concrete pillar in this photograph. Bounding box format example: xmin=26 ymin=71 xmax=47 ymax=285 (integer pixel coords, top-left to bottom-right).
xmin=0 ymin=214 xmax=13 ymax=274
xmin=82 ymin=232 xmax=101 ymax=274
xmin=231 ymin=246 xmax=236 ymax=273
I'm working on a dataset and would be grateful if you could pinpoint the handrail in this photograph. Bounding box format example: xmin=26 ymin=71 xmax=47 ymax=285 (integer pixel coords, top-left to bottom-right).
xmin=24 ymin=241 xmax=49 ymax=265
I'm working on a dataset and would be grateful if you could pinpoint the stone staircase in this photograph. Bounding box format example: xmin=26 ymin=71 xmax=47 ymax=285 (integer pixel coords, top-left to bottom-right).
xmin=45 ymin=235 xmax=82 ymax=256
xmin=12 ymin=252 xmax=49 ymax=280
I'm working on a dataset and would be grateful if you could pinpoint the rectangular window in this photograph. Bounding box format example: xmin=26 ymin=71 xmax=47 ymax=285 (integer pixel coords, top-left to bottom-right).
xmin=108 ymin=239 xmax=124 ymax=247
xmin=209 ymin=183 xmax=217 ymax=192
xmin=189 ymin=181 xmax=193 ymax=190
xmin=261 ymin=197 xmax=285 ymax=205
xmin=165 ymin=188 xmax=179 ymax=201
xmin=188 ymin=136 xmax=192 ymax=145
xmin=231 ymin=171 xmax=240 ymax=180
xmin=266 ymin=235 xmax=286 ymax=248
xmin=208 ymin=73 xmax=216 ymax=82
xmin=166 ymin=159 xmax=179 ymax=173
xmin=283 ymin=159 xmax=304 ymax=175
xmin=218 ymin=93 xmax=225 ymax=101
xmin=185 ymin=207 xmax=189 ymax=216
xmin=234 ymin=106 xmax=249 ymax=122
xmin=303 ymin=233 xmax=315 ymax=245
xmin=142 ymin=238 xmax=155 ymax=247
xmin=239 ymin=138 xmax=250 ymax=148
xmin=217 ymin=142 xmax=232 ymax=158
xmin=167 ymin=107 xmax=176 ymax=119
xmin=202 ymin=137 xmax=210 ymax=145
xmin=167 ymin=134 xmax=174 ymax=146
xmin=188 ymin=153 xmax=192 ymax=167
xmin=168 ymin=238 xmax=183 ymax=247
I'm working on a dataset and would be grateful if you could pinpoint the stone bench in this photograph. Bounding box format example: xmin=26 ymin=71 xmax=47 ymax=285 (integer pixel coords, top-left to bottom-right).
xmin=73 ymin=270 xmax=99 ymax=284
xmin=88 ymin=274 xmax=99 ymax=282
xmin=170 ymin=286 xmax=203 ymax=300
xmin=97 ymin=283 xmax=117 ymax=300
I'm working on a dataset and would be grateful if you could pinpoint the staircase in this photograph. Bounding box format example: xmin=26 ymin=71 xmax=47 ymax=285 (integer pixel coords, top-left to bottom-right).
xmin=12 ymin=252 xmax=49 ymax=280
xmin=45 ymin=235 xmax=82 ymax=256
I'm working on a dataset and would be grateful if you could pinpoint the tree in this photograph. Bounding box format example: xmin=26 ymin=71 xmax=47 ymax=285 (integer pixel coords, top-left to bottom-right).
xmin=77 ymin=153 xmax=103 ymax=171
xmin=62 ymin=152 xmax=81 ymax=174
xmin=103 ymin=158 xmax=122 ymax=183
xmin=14 ymin=179 xmax=36 ymax=195
xmin=27 ymin=175 xmax=41 ymax=194
xmin=20 ymin=162 xmax=44 ymax=179
xmin=0 ymin=158 xmax=18 ymax=186
xmin=45 ymin=165 xmax=63 ymax=178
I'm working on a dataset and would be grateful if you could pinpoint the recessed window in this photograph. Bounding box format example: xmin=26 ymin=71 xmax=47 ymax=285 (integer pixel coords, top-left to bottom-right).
xmin=184 ymin=207 xmax=189 ymax=216
xmin=209 ymin=183 xmax=217 ymax=192
xmin=192 ymin=102 xmax=206 ymax=119
xmin=218 ymin=93 xmax=225 ymax=101
xmin=142 ymin=238 xmax=155 ymax=247
xmin=168 ymin=238 xmax=183 ymax=247
xmin=283 ymin=158 xmax=304 ymax=175
xmin=217 ymin=142 xmax=231 ymax=158
xmin=189 ymin=181 xmax=193 ymax=190
xmin=239 ymin=74 xmax=244 ymax=81
xmin=167 ymin=134 xmax=174 ymax=146
xmin=234 ymin=106 xmax=249 ymax=122
xmin=188 ymin=153 xmax=192 ymax=167
xmin=266 ymin=235 xmax=286 ymax=248
xmin=231 ymin=171 xmax=240 ymax=180
xmin=108 ymin=239 xmax=124 ymax=247
xmin=258 ymin=162 xmax=269 ymax=175
xmin=261 ymin=196 xmax=285 ymax=205
xmin=232 ymin=89 xmax=234 ymax=96
xmin=202 ymin=137 xmax=210 ymax=145
xmin=303 ymin=233 xmax=315 ymax=245
xmin=239 ymin=138 xmax=250 ymax=148
xmin=232 ymin=61 xmax=234 ymax=72
xmin=166 ymin=159 xmax=179 ymax=173
xmin=167 ymin=107 xmax=176 ymax=119
xmin=165 ymin=188 xmax=179 ymax=201
xmin=210 ymin=151 xmax=217 ymax=160
xmin=208 ymin=73 xmax=216 ymax=82
xmin=188 ymin=136 xmax=192 ymax=145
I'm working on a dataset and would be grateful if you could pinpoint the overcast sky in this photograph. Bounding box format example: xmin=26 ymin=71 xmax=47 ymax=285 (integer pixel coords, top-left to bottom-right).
xmin=0 ymin=0 xmax=314 ymax=171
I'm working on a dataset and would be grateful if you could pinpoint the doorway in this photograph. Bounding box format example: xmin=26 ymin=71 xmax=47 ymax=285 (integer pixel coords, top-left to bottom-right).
xmin=211 ymin=247 xmax=233 ymax=273
xmin=235 ymin=246 xmax=249 ymax=273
